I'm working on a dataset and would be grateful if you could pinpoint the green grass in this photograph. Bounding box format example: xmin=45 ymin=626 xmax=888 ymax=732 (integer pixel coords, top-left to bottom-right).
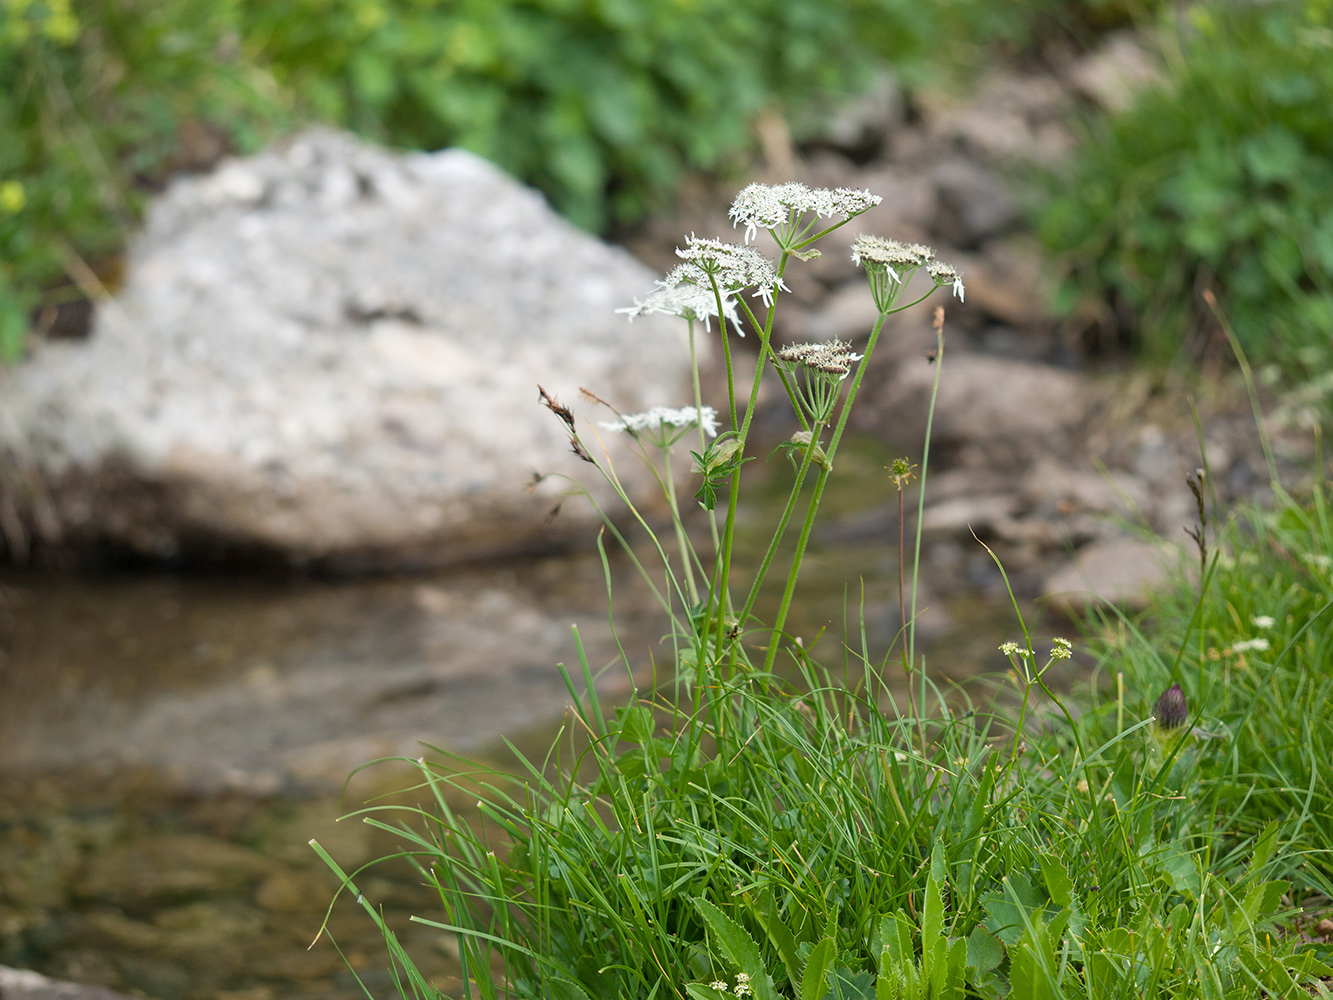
xmin=317 ymin=585 xmax=1333 ymax=998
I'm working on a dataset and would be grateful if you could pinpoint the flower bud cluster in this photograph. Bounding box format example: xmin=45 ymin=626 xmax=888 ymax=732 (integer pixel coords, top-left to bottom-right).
xmin=778 ymin=339 xmax=863 ymax=377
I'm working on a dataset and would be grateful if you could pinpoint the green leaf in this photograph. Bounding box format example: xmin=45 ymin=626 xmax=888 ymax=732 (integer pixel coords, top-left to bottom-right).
xmin=1037 ymin=853 xmax=1073 ymax=909
xmin=695 ymin=898 xmax=775 ymax=1000
xmin=922 ymin=876 xmax=945 ymax=952
xmin=550 ymin=979 xmax=596 ymax=1000
xmin=801 ymin=937 xmax=835 ymax=1000
xmin=1244 ymin=127 xmax=1303 ymax=184
xmin=965 ymin=925 xmax=1004 ymax=977
xmin=1247 ymin=819 xmax=1281 ymax=877
xmin=826 ymin=968 xmax=874 ymax=1000
xmin=751 ymin=887 xmax=801 ymax=989
xmin=614 ymin=704 xmax=654 ymax=744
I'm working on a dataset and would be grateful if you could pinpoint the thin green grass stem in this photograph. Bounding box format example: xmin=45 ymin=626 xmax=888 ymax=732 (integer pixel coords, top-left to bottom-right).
xmin=907 ymin=326 xmax=945 ymax=668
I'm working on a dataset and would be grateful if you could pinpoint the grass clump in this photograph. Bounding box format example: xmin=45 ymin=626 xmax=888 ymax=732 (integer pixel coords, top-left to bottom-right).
xmin=1039 ymin=0 xmax=1333 ymax=376
xmin=314 ymin=180 xmax=1333 ymax=998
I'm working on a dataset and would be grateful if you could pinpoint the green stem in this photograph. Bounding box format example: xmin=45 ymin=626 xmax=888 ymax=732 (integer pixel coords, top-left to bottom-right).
xmin=737 ymin=425 xmax=823 ymax=632
xmin=762 ymin=310 xmax=889 ymax=671
xmin=688 ymin=320 xmax=722 ymax=560
xmin=907 ymin=326 xmax=945 ymax=668
xmin=709 ymin=254 xmax=790 ymax=659
xmin=661 ymin=443 xmax=698 ymax=606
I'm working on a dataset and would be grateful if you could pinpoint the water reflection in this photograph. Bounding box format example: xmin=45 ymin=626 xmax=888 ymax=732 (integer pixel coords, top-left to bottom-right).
xmin=0 ymin=436 xmax=1043 ymax=1000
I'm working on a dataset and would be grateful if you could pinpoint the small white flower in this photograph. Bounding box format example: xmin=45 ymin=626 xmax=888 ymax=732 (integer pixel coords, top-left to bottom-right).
xmin=1231 ymin=637 xmax=1270 ymax=653
xmin=600 ymin=405 xmax=719 ymax=438
xmin=927 ymin=259 xmax=966 ymax=302
xmin=850 ymin=235 xmax=934 ymax=276
xmin=778 ymin=339 xmax=863 ymax=378
xmin=709 ymin=983 xmax=728 ymax=993
xmin=1251 ymin=615 xmax=1275 ymax=629
xmin=1050 ymin=637 xmax=1072 ymax=660
xmin=733 ymin=973 xmax=752 ymax=997
xmin=999 ymin=641 xmax=1019 ymax=656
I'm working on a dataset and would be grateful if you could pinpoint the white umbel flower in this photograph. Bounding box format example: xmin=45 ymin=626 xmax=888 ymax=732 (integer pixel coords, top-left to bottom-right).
xmin=617 ymin=282 xmax=740 ymax=332
xmin=666 ymin=236 xmax=788 ymax=310
xmin=778 ymin=339 xmax=864 ymax=378
xmin=728 ymin=182 xmax=881 ymax=242
xmin=851 ymin=235 xmax=935 ymax=281
xmin=601 ymin=405 xmax=720 ymax=438
xmin=927 ymin=259 xmax=966 ymax=302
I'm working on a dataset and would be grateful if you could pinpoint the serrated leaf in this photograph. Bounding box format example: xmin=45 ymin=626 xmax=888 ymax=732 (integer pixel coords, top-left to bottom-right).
xmin=751 ymin=887 xmax=801 ymax=989
xmin=550 ymin=978 xmax=596 ymax=1000
xmin=826 ymin=967 xmax=874 ymax=1000
xmin=695 ymin=898 xmax=775 ymax=1000
xmin=801 ymin=937 xmax=835 ymax=1000
xmin=966 ymin=925 xmax=1004 ymax=975
xmin=1247 ymin=819 xmax=1281 ymax=877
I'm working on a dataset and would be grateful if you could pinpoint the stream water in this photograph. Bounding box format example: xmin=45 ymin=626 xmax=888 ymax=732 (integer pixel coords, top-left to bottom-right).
xmin=0 ymin=436 xmax=1045 ymax=1000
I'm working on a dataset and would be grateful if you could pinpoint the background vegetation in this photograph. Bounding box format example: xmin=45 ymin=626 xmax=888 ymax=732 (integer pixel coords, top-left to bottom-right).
xmin=3 ymin=0 xmax=1329 ymax=377
xmin=1039 ymin=1 xmax=1333 ymax=376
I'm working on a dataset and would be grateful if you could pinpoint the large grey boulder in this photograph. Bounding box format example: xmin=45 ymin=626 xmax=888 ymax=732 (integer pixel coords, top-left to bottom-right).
xmin=0 ymin=130 xmax=693 ymax=568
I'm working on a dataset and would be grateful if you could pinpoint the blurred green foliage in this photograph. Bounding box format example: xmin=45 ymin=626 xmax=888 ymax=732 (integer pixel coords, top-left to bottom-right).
xmin=1039 ymin=0 xmax=1333 ymax=374
xmin=0 ymin=0 xmax=952 ymax=360
xmin=0 ymin=0 xmax=283 ymax=358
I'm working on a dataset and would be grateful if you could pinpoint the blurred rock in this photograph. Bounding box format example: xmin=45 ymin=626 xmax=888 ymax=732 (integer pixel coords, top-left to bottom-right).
xmin=915 ymin=71 xmax=1075 ymax=166
xmin=1043 ymin=537 xmax=1177 ymax=613
xmin=0 ymin=129 xmax=693 ymax=570
xmin=953 ymin=237 xmax=1057 ymax=329
xmin=866 ymin=354 xmax=1095 ymax=461
xmin=814 ymin=69 xmax=905 ymax=158
xmin=1065 ymin=30 xmax=1164 ymax=113
xmin=931 ymin=158 xmax=1018 ymax=247
xmin=76 ymin=835 xmax=272 ymax=905
xmin=0 ymin=966 xmax=132 ymax=1000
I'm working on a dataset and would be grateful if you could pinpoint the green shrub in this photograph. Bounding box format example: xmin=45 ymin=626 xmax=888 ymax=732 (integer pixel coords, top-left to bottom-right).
xmin=1039 ymin=0 xmax=1333 ymax=375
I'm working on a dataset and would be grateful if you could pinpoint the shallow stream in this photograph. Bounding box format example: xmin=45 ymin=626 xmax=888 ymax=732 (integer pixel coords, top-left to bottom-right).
xmin=0 ymin=437 xmax=1048 ymax=1000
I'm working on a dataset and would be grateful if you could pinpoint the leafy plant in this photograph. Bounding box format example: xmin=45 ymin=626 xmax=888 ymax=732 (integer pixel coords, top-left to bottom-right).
xmin=1039 ymin=0 xmax=1333 ymax=376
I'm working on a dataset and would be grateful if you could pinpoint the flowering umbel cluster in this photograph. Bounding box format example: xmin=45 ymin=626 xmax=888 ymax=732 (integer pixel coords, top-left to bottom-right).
xmin=615 ymin=282 xmax=740 ymax=332
xmin=851 ymin=235 xmax=965 ymax=305
xmin=664 ymin=236 xmax=788 ymax=309
xmin=728 ymin=181 xmax=881 ymax=242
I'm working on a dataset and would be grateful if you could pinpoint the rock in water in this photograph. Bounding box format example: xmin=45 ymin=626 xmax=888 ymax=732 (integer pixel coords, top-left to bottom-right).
xmin=0 ymin=130 xmax=693 ymax=569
